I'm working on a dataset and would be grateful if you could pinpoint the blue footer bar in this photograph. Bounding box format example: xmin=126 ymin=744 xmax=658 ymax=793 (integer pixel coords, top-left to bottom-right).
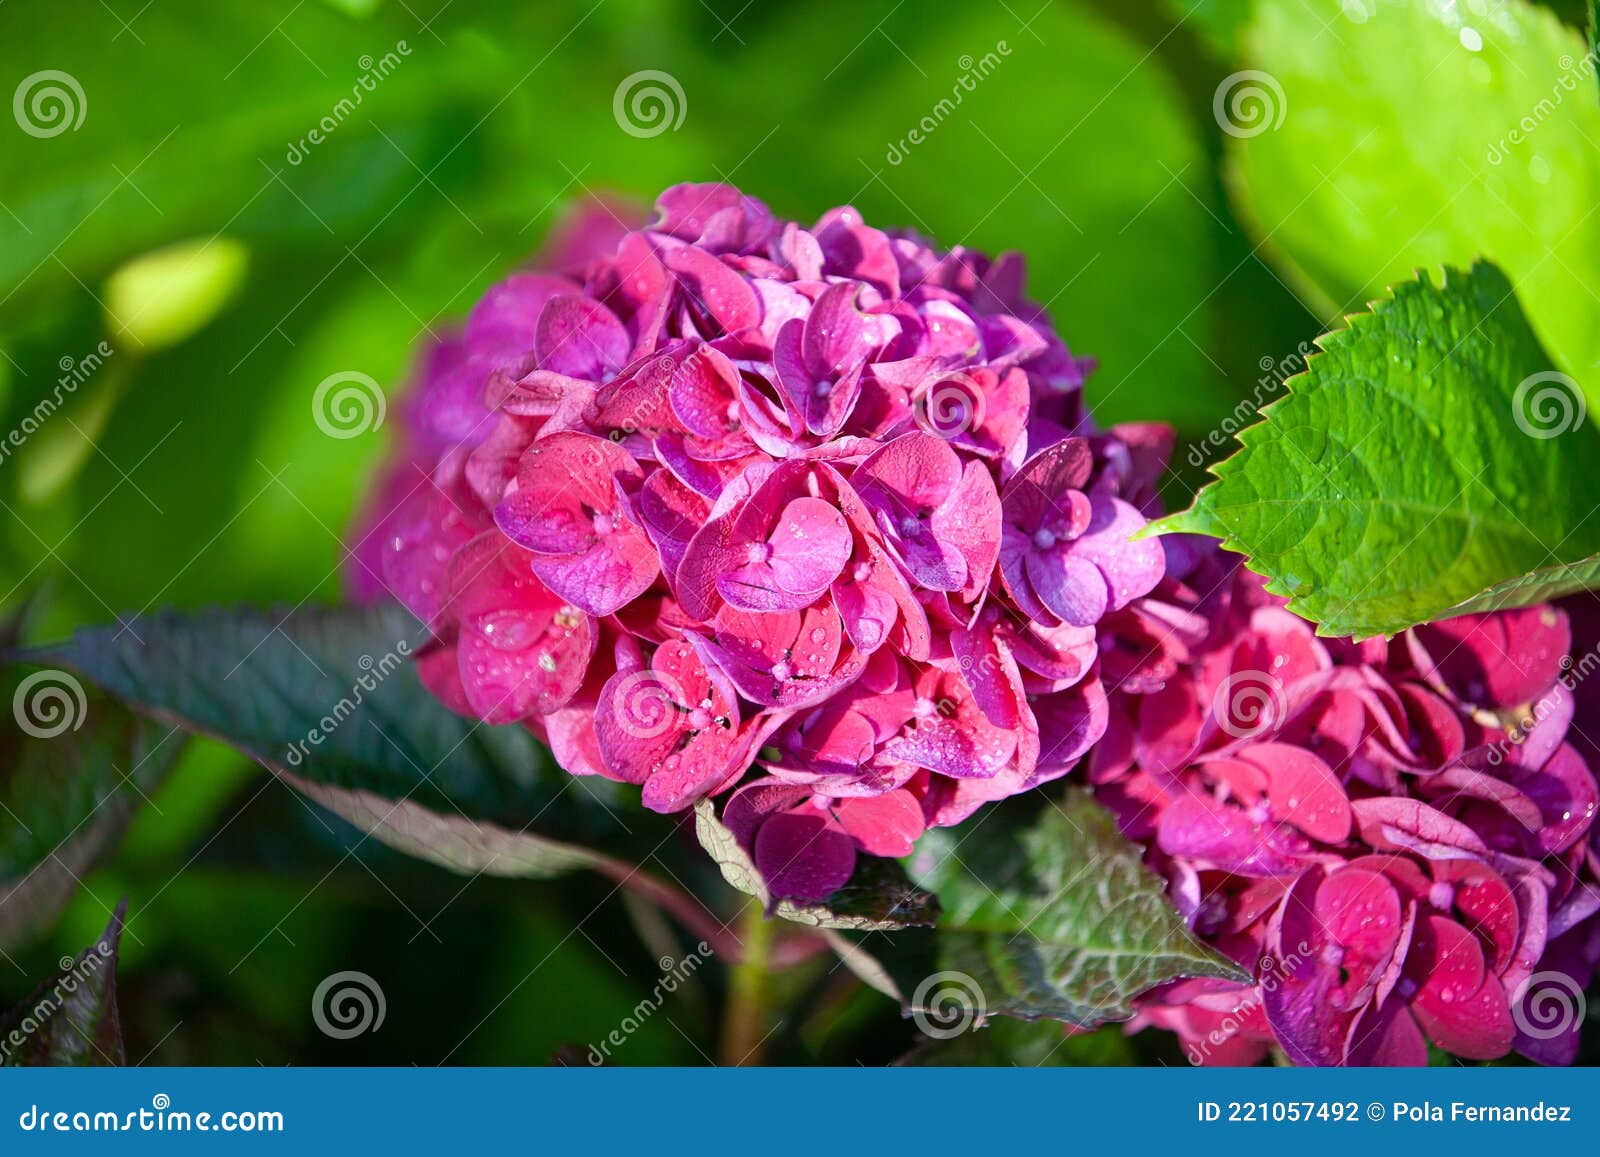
xmin=2 ymin=1068 xmax=1596 ymax=1152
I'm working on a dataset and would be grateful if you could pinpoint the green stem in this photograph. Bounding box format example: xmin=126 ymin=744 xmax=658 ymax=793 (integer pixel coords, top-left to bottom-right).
xmin=719 ymin=901 xmax=772 ymax=1066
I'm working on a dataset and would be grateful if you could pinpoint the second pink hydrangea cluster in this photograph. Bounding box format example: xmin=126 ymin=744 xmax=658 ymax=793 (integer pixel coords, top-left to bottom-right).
xmin=1093 ymin=554 xmax=1600 ymax=1066
xmin=352 ymin=184 xmax=1170 ymax=900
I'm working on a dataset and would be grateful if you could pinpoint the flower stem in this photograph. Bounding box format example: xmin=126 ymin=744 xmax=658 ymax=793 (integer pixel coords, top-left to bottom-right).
xmin=719 ymin=900 xmax=772 ymax=1066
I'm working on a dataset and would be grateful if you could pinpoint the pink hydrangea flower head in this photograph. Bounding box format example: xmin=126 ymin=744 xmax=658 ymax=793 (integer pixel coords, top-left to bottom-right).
xmin=350 ymin=184 xmax=1166 ymax=901
xmin=1094 ymin=562 xmax=1600 ymax=1066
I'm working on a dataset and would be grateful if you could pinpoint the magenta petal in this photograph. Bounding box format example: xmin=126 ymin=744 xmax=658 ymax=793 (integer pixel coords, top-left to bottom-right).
xmin=802 ymin=281 xmax=877 ymax=378
xmin=534 ymin=294 xmax=630 ymax=379
xmin=835 ymin=790 xmax=924 ymax=857
xmin=754 ymin=812 xmax=857 ymax=901
xmin=1350 ymin=797 xmax=1491 ymax=860
xmin=764 ymin=497 xmax=852 ymax=593
xmin=664 ymin=244 xmax=761 ymax=334
xmin=466 ymin=273 xmax=576 ymax=367
xmin=1239 ymin=742 xmax=1352 ymax=843
xmin=1409 ymin=606 xmax=1570 ymax=710
xmin=1069 ymin=497 xmax=1164 ymax=612
xmin=718 ymin=497 xmax=852 ymax=610
xmin=667 ymin=343 xmax=742 ymax=438
xmin=1407 ymin=916 xmax=1515 ymax=1059
xmin=1031 ymin=676 xmax=1110 ymax=778
xmin=1027 ymin=549 xmax=1109 ymax=627
xmin=1346 ymin=1002 xmax=1429 ymax=1066
xmin=1507 ymin=743 xmax=1598 ymax=855
xmin=529 ymin=530 xmax=659 ymax=617
xmin=1157 ymin=792 xmax=1305 ymax=876
xmin=1004 ymin=438 xmax=1093 ymax=530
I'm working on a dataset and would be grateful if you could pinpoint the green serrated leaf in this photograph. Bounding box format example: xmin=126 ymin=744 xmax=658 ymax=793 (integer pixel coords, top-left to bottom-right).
xmin=692 ymin=799 xmax=939 ymax=932
xmin=20 ymin=602 xmax=633 ymax=881
xmin=1231 ymin=0 xmax=1600 ymax=411
xmin=1445 ymin=550 xmax=1600 ymax=616
xmin=1 ymin=902 xmax=125 ymax=1066
xmin=1156 ymin=262 xmax=1600 ymax=637
xmin=1 ymin=684 xmax=185 ymax=952
xmin=844 ymin=788 xmax=1245 ymax=1029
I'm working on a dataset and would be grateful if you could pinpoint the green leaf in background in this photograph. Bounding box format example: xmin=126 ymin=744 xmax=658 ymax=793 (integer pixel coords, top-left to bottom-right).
xmin=1155 ymin=262 xmax=1600 ymax=637
xmin=1164 ymin=0 xmax=1257 ymax=56
xmin=845 ymin=788 xmax=1244 ymax=1030
xmin=0 ymin=0 xmax=500 ymax=318
xmin=737 ymin=0 xmax=1231 ymax=432
xmin=1443 ymin=551 xmax=1600 ymax=617
xmin=0 ymin=679 xmax=184 ymax=951
xmin=1 ymin=902 xmax=126 ymax=1066
xmin=693 ymin=799 xmax=939 ymax=932
xmin=1230 ymin=0 xmax=1600 ymax=411
xmin=19 ymin=602 xmax=634 ymax=874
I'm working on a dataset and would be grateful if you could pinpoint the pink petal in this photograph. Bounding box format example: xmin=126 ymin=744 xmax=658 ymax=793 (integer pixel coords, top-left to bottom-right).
xmin=1027 ymin=549 xmax=1109 ymax=627
xmin=534 ymin=294 xmax=630 ymax=379
xmin=663 ymin=244 xmax=760 ymax=335
xmin=835 ymin=790 xmax=925 ymax=857
xmin=1239 ymin=742 xmax=1352 ymax=843
xmin=754 ymin=811 xmax=857 ymax=901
